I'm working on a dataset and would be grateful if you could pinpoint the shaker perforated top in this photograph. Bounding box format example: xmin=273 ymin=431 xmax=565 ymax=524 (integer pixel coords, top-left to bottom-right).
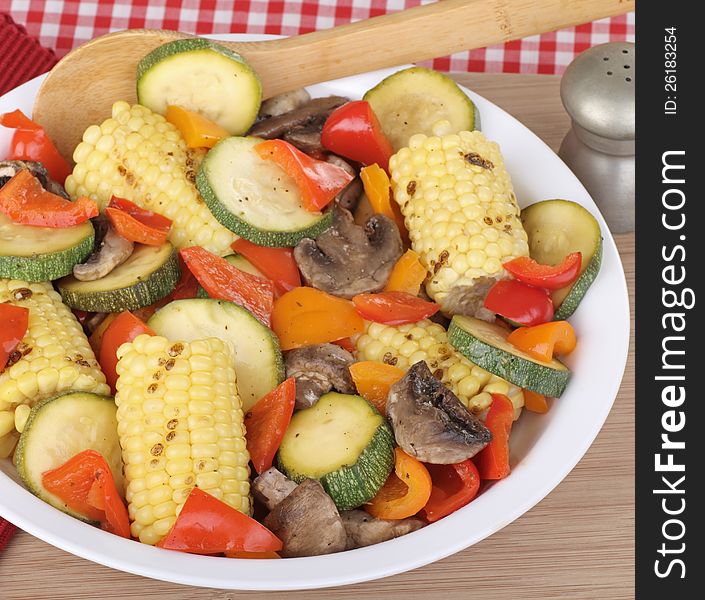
xmin=560 ymin=42 xmax=635 ymax=142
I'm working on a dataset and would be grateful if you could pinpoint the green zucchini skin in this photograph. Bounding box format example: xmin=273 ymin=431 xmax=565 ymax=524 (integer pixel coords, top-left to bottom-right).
xmin=136 ymin=38 xmax=262 ymax=135
xmin=316 ymin=422 xmax=395 ymax=512
xmin=363 ymin=66 xmax=476 ymax=151
xmin=195 ymin=139 xmax=334 ymax=247
xmin=448 ymin=316 xmax=571 ymax=397
xmin=57 ymin=243 xmax=180 ymax=312
xmin=15 ymin=391 xmax=122 ymax=523
xmin=553 ymin=238 xmax=603 ymax=320
xmin=277 ymin=393 xmax=395 ymax=511
xmin=0 ymin=215 xmax=94 ymax=282
xmin=520 ymin=199 xmax=602 ymax=320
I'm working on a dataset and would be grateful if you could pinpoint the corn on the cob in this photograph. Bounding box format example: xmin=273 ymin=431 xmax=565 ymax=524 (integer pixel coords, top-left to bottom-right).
xmin=64 ymin=101 xmax=236 ymax=256
xmin=389 ymin=130 xmax=529 ymax=316
xmin=354 ymin=319 xmax=523 ymax=416
xmin=115 ymin=334 xmax=251 ymax=544
xmin=0 ymin=279 xmax=110 ymax=457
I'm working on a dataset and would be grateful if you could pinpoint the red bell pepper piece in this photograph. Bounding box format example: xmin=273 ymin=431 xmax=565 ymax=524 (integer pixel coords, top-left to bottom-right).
xmin=475 ymin=394 xmax=514 ymax=480
xmin=483 ymin=279 xmax=554 ymax=326
xmin=254 ymin=139 xmax=353 ymax=212
xmin=0 ymin=169 xmax=98 ymax=228
xmin=422 ymin=459 xmax=481 ymax=522
xmin=321 ymin=101 xmax=394 ymax=172
xmin=0 ymin=110 xmax=72 ymax=184
xmin=231 ymin=238 xmax=301 ymax=295
xmin=105 ymin=196 xmax=172 ymax=246
xmin=503 ymin=252 xmax=582 ymax=290
xmin=41 ymin=450 xmax=130 ymax=538
xmin=0 ymin=304 xmax=29 ymax=372
xmin=244 ymin=377 xmax=296 ymax=474
xmin=352 ymin=291 xmax=439 ymax=325
xmin=157 ymin=487 xmax=282 ymax=554
xmin=180 ymin=246 xmax=275 ymax=327
xmin=98 ymin=311 xmax=155 ymax=393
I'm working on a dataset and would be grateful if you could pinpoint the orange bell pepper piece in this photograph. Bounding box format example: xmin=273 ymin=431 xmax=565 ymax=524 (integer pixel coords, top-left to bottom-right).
xmin=384 ymin=249 xmax=428 ymax=295
xmin=507 ymin=321 xmax=577 ymax=362
xmin=271 ymin=287 xmax=364 ymax=351
xmin=165 ymin=105 xmax=229 ymax=149
xmin=365 ymin=447 xmax=432 ymax=520
xmin=360 ymin=164 xmax=409 ymax=245
xmin=523 ymin=390 xmax=549 ymax=414
xmin=349 ymin=361 xmax=405 ymax=414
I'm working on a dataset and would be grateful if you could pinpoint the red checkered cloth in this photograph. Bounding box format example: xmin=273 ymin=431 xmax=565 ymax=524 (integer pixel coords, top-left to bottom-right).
xmin=7 ymin=0 xmax=634 ymax=76
xmin=0 ymin=517 xmax=16 ymax=554
xmin=0 ymin=11 xmax=57 ymax=95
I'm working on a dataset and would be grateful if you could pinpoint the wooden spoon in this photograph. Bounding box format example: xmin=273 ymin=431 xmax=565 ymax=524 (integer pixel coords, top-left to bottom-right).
xmin=33 ymin=0 xmax=633 ymax=161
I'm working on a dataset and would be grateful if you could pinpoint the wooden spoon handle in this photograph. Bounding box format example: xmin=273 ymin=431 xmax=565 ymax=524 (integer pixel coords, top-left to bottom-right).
xmin=239 ymin=0 xmax=634 ymax=97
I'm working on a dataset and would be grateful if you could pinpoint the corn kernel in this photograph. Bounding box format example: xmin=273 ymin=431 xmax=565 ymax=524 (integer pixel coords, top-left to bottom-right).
xmin=114 ymin=335 xmax=251 ymax=544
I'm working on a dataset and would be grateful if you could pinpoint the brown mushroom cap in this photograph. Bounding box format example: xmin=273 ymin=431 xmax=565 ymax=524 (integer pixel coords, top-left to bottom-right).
xmin=341 ymin=510 xmax=425 ymax=550
xmin=294 ymin=207 xmax=403 ymax=299
xmin=0 ymin=160 xmax=68 ymax=198
xmin=387 ymin=361 xmax=492 ymax=464
xmin=263 ymin=478 xmax=347 ymax=557
xmin=248 ymin=96 xmax=349 ymax=157
xmin=285 ymin=343 xmax=356 ymax=409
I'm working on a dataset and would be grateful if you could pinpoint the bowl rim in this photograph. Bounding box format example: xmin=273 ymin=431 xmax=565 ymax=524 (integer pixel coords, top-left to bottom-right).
xmin=0 ymin=32 xmax=630 ymax=591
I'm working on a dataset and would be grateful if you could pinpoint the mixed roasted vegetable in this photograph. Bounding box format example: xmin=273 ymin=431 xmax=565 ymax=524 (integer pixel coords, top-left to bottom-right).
xmin=0 ymin=38 xmax=603 ymax=558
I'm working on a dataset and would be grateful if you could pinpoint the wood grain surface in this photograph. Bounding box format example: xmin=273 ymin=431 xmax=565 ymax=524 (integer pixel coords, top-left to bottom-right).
xmin=0 ymin=72 xmax=635 ymax=600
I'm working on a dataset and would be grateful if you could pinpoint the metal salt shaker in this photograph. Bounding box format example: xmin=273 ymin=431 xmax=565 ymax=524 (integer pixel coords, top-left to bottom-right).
xmin=559 ymin=42 xmax=635 ymax=233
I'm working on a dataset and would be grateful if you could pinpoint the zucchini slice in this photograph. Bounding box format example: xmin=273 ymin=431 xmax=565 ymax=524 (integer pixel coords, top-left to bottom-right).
xmin=57 ymin=242 xmax=179 ymax=312
xmin=15 ymin=391 xmax=123 ymax=522
xmin=448 ymin=315 xmax=571 ymax=397
xmin=363 ymin=66 xmax=477 ymax=151
xmin=223 ymin=252 xmax=264 ymax=278
xmin=520 ymin=199 xmax=603 ymax=320
xmin=147 ymin=298 xmax=284 ymax=411
xmin=0 ymin=212 xmax=94 ymax=282
xmin=137 ymin=38 xmax=262 ymax=135
xmin=196 ymin=136 xmax=333 ymax=247
xmin=277 ymin=392 xmax=395 ymax=511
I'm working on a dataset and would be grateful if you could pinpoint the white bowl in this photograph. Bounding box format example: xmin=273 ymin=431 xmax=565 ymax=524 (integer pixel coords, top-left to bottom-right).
xmin=0 ymin=33 xmax=629 ymax=590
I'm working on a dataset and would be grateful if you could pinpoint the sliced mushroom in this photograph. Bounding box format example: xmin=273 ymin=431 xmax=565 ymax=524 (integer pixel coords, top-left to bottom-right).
xmin=294 ymin=207 xmax=402 ymax=299
xmin=387 ymin=361 xmax=492 ymax=464
xmin=0 ymin=160 xmax=69 ymax=198
xmin=341 ymin=510 xmax=425 ymax=550
xmin=259 ymin=88 xmax=311 ymax=119
xmin=285 ymin=343 xmax=356 ymax=409
xmin=249 ymin=96 xmax=348 ymax=157
xmin=72 ymin=223 xmax=134 ymax=281
xmin=82 ymin=312 xmax=109 ymax=336
xmin=252 ymin=467 xmax=298 ymax=511
xmin=440 ymin=276 xmax=504 ymax=321
xmin=327 ymin=155 xmax=363 ymax=212
xmin=263 ymin=478 xmax=347 ymax=557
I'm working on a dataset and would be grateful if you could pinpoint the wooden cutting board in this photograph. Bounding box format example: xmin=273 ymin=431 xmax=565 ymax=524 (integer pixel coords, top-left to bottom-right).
xmin=0 ymin=72 xmax=635 ymax=600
